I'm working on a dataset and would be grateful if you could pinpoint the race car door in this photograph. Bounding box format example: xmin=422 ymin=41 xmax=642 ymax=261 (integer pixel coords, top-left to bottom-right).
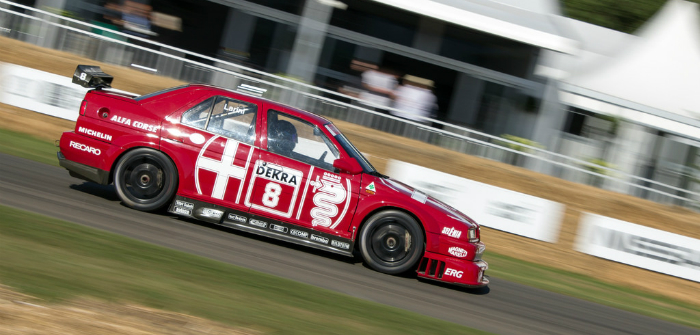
xmin=163 ymin=95 xmax=260 ymax=217
xmin=244 ymin=109 xmax=360 ymax=240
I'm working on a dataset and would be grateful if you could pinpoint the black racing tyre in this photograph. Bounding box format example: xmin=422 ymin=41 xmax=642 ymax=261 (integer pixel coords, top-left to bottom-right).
xmin=113 ymin=148 xmax=178 ymax=212
xmin=359 ymin=210 xmax=425 ymax=275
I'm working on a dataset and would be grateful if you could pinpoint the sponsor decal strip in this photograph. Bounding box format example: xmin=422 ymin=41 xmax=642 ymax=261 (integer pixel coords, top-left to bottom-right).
xmin=200 ymin=208 xmax=224 ymax=219
xmin=169 ymin=198 xmax=194 ymax=217
xmin=168 ymin=196 xmax=354 ymax=254
xmin=310 ymin=234 xmax=329 ymax=244
xmin=249 ymin=218 xmax=267 ymax=228
xmin=290 ymin=229 xmax=309 ymax=238
xmin=331 ymin=240 xmax=350 ymax=250
xmin=175 ymin=200 xmax=194 ymax=209
xmin=228 ymin=213 xmax=247 ymax=223
xmin=173 ymin=207 xmax=192 ymax=216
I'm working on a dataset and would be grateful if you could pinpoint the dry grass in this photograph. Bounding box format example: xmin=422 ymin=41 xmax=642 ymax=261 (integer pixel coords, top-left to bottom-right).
xmin=0 ymin=285 xmax=257 ymax=335
xmin=1 ymin=36 xmax=699 ymax=307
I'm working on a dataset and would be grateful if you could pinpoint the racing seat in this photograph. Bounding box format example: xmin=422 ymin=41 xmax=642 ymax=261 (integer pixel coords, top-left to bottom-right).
xmin=268 ymin=120 xmax=298 ymax=157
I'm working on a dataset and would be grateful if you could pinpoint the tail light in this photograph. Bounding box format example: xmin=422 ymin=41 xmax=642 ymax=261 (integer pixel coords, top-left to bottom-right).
xmin=80 ymin=100 xmax=88 ymax=116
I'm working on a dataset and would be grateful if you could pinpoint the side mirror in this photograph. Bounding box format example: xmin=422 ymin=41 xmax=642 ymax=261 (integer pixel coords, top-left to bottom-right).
xmin=333 ymin=158 xmax=363 ymax=175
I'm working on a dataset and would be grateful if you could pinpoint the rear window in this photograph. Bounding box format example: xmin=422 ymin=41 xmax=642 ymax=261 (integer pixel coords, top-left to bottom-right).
xmin=134 ymin=85 xmax=189 ymax=101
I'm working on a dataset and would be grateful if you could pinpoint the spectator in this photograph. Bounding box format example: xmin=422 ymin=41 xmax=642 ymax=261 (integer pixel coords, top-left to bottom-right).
xmin=392 ymin=74 xmax=437 ymax=124
xmin=337 ymin=59 xmax=370 ymax=99
xmin=121 ymin=0 xmax=157 ymax=38
xmin=357 ymin=62 xmax=398 ymax=112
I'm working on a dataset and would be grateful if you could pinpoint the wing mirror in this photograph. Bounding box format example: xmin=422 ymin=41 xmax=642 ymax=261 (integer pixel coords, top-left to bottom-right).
xmin=333 ymin=158 xmax=363 ymax=175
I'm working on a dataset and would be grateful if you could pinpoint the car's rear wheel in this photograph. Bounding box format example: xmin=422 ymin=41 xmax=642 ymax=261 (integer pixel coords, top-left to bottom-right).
xmin=114 ymin=148 xmax=177 ymax=211
xmin=359 ymin=210 xmax=424 ymax=275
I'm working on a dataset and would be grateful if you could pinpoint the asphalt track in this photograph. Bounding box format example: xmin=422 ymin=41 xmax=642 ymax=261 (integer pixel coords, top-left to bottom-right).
xmin=1 ymin=153 xmax=698 ymax=335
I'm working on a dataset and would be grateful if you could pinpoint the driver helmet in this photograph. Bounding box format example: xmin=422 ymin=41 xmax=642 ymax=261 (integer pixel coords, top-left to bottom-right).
xmin=269 ymin=120 xmax=298 ymax=155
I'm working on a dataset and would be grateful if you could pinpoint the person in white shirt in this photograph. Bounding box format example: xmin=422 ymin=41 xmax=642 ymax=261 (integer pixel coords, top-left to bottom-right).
xmin=358 ymin=65 xmax=398 ymax=110
xmin=392 ymin=75 xmax=437 ymax=124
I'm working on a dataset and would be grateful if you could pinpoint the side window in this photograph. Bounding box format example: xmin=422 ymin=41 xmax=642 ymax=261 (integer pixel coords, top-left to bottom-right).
xmin=267 ymin=110 xmax=339 ymax=170
xmin=207 ymin=97 xmax=258 ymax=145
xmin=181 ymin=97 xmax=214 ymax=129
xmin=181 ymin=96 xmax=258 ymax=145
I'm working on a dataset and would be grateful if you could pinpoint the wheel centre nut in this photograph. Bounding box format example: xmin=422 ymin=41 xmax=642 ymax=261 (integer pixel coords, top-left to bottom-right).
xmin=141 ymin=175 xmax=150 ymax=184
xmin=386 ymin=237 xmax=396 ymax=248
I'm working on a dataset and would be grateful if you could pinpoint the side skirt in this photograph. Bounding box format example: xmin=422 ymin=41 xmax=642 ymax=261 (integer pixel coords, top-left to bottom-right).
xmin=167 ymin=196 xmax=354 ymax=257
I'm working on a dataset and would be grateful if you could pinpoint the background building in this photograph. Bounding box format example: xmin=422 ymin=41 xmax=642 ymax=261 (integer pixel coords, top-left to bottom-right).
xmin=51 ymin=0 xmax=577 ymax=139
xmin=3 ymin=0 xmax=699 ymax=207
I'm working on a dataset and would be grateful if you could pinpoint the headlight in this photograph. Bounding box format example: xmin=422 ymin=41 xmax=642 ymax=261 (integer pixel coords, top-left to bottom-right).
xmin=468 ymin=227 xmax=479 ymax=243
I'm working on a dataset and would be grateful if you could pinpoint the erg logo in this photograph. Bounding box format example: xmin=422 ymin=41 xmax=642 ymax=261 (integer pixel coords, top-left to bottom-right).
xmin=444 ymin=268 xmax=463 ymax=278
xmin=69 ymin=141 xmax=101 ymax=155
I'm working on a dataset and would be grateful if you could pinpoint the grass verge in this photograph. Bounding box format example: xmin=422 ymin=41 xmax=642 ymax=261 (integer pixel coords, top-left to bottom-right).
xmin=2 ymin=127 xmax=700 ymax=330
xmin=0 ymin=205 xmax=487 ymax=335
xmin=485 ymin=252 xmax=700 ymax=329
xmin=0 ymin=128 xmax=60 ymax=167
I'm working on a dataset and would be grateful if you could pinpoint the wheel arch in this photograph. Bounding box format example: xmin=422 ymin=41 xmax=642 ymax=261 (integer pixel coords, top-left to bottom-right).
xmin=353 ymin=205 xmax=427 ymax=250
xmin=107 ymin=145 xmax=178 ymax=185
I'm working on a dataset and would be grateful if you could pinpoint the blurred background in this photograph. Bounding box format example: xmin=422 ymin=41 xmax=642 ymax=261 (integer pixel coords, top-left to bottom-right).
xmin=0 ymin=0 xmax=698 ymax=209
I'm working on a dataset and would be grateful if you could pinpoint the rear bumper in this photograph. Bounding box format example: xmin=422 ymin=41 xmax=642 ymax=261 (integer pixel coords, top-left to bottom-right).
xmin=416 ymin=251 xmax=489 ymax=287
xmin=57 ymin=151 xmax=110 ymax=185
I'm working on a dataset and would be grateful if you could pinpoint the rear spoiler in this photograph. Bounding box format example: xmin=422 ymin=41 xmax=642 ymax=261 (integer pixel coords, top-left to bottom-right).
xmin=72 ymin=65 xmax=113 ymax=89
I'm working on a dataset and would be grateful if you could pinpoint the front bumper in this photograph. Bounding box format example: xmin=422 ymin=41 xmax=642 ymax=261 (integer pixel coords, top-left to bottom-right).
xmin=416 ymin=251 xmax=489 ymax=287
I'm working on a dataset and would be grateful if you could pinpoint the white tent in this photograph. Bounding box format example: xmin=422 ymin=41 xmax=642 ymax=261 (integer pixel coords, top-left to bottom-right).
xmin=560 ymin=0 xmax=700 ymax=139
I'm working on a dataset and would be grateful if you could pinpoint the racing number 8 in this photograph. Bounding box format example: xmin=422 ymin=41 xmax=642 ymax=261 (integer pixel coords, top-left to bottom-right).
xmin=262 ymin=182 xmax=281 ymax=208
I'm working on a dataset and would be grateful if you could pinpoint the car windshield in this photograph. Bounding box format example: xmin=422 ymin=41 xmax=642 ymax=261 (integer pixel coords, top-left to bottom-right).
xmin=325 ymin=123 xmax=377 ymax=174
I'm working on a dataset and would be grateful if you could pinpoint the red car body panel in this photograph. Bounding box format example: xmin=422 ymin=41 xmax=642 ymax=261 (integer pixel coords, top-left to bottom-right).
xmin=58 ymin=82 xmax=488 ymax=288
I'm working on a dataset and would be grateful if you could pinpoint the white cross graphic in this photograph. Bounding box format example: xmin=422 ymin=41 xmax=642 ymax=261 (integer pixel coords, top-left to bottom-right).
xmin=196 ymin=136 xmax=249 ymax=201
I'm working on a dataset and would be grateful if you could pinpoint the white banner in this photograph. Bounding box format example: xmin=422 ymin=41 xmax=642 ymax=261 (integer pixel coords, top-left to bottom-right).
xmin=386 ymin=160 xmax=564 ymax=242
xmin=0 ymin=63 xmax=89 ymax=121
xmin=576 ymin=213 xmax=700 ymax=283
xmin=0 ymin=63 xmax=133 ymax=121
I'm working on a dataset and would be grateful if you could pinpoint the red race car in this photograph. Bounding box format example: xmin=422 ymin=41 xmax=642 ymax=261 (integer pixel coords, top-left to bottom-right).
xmin=58 ymin=65 xmax=488 ymax=287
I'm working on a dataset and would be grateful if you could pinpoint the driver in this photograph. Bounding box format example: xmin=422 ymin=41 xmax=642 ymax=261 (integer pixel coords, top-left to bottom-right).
xmin=268 ymin=120 xmax=298 ymax=157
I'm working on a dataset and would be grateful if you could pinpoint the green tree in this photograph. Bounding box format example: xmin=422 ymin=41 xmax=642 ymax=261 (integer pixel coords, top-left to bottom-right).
xmin=561 ymin=0 xmax=700 ymax=33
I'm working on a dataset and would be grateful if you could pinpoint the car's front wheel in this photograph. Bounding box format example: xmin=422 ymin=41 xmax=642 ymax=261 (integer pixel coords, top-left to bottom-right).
xmin=114 ymin=148 xmax=178 ymax=211
xmin=359 ymin=210 xmax=424 ymax=275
